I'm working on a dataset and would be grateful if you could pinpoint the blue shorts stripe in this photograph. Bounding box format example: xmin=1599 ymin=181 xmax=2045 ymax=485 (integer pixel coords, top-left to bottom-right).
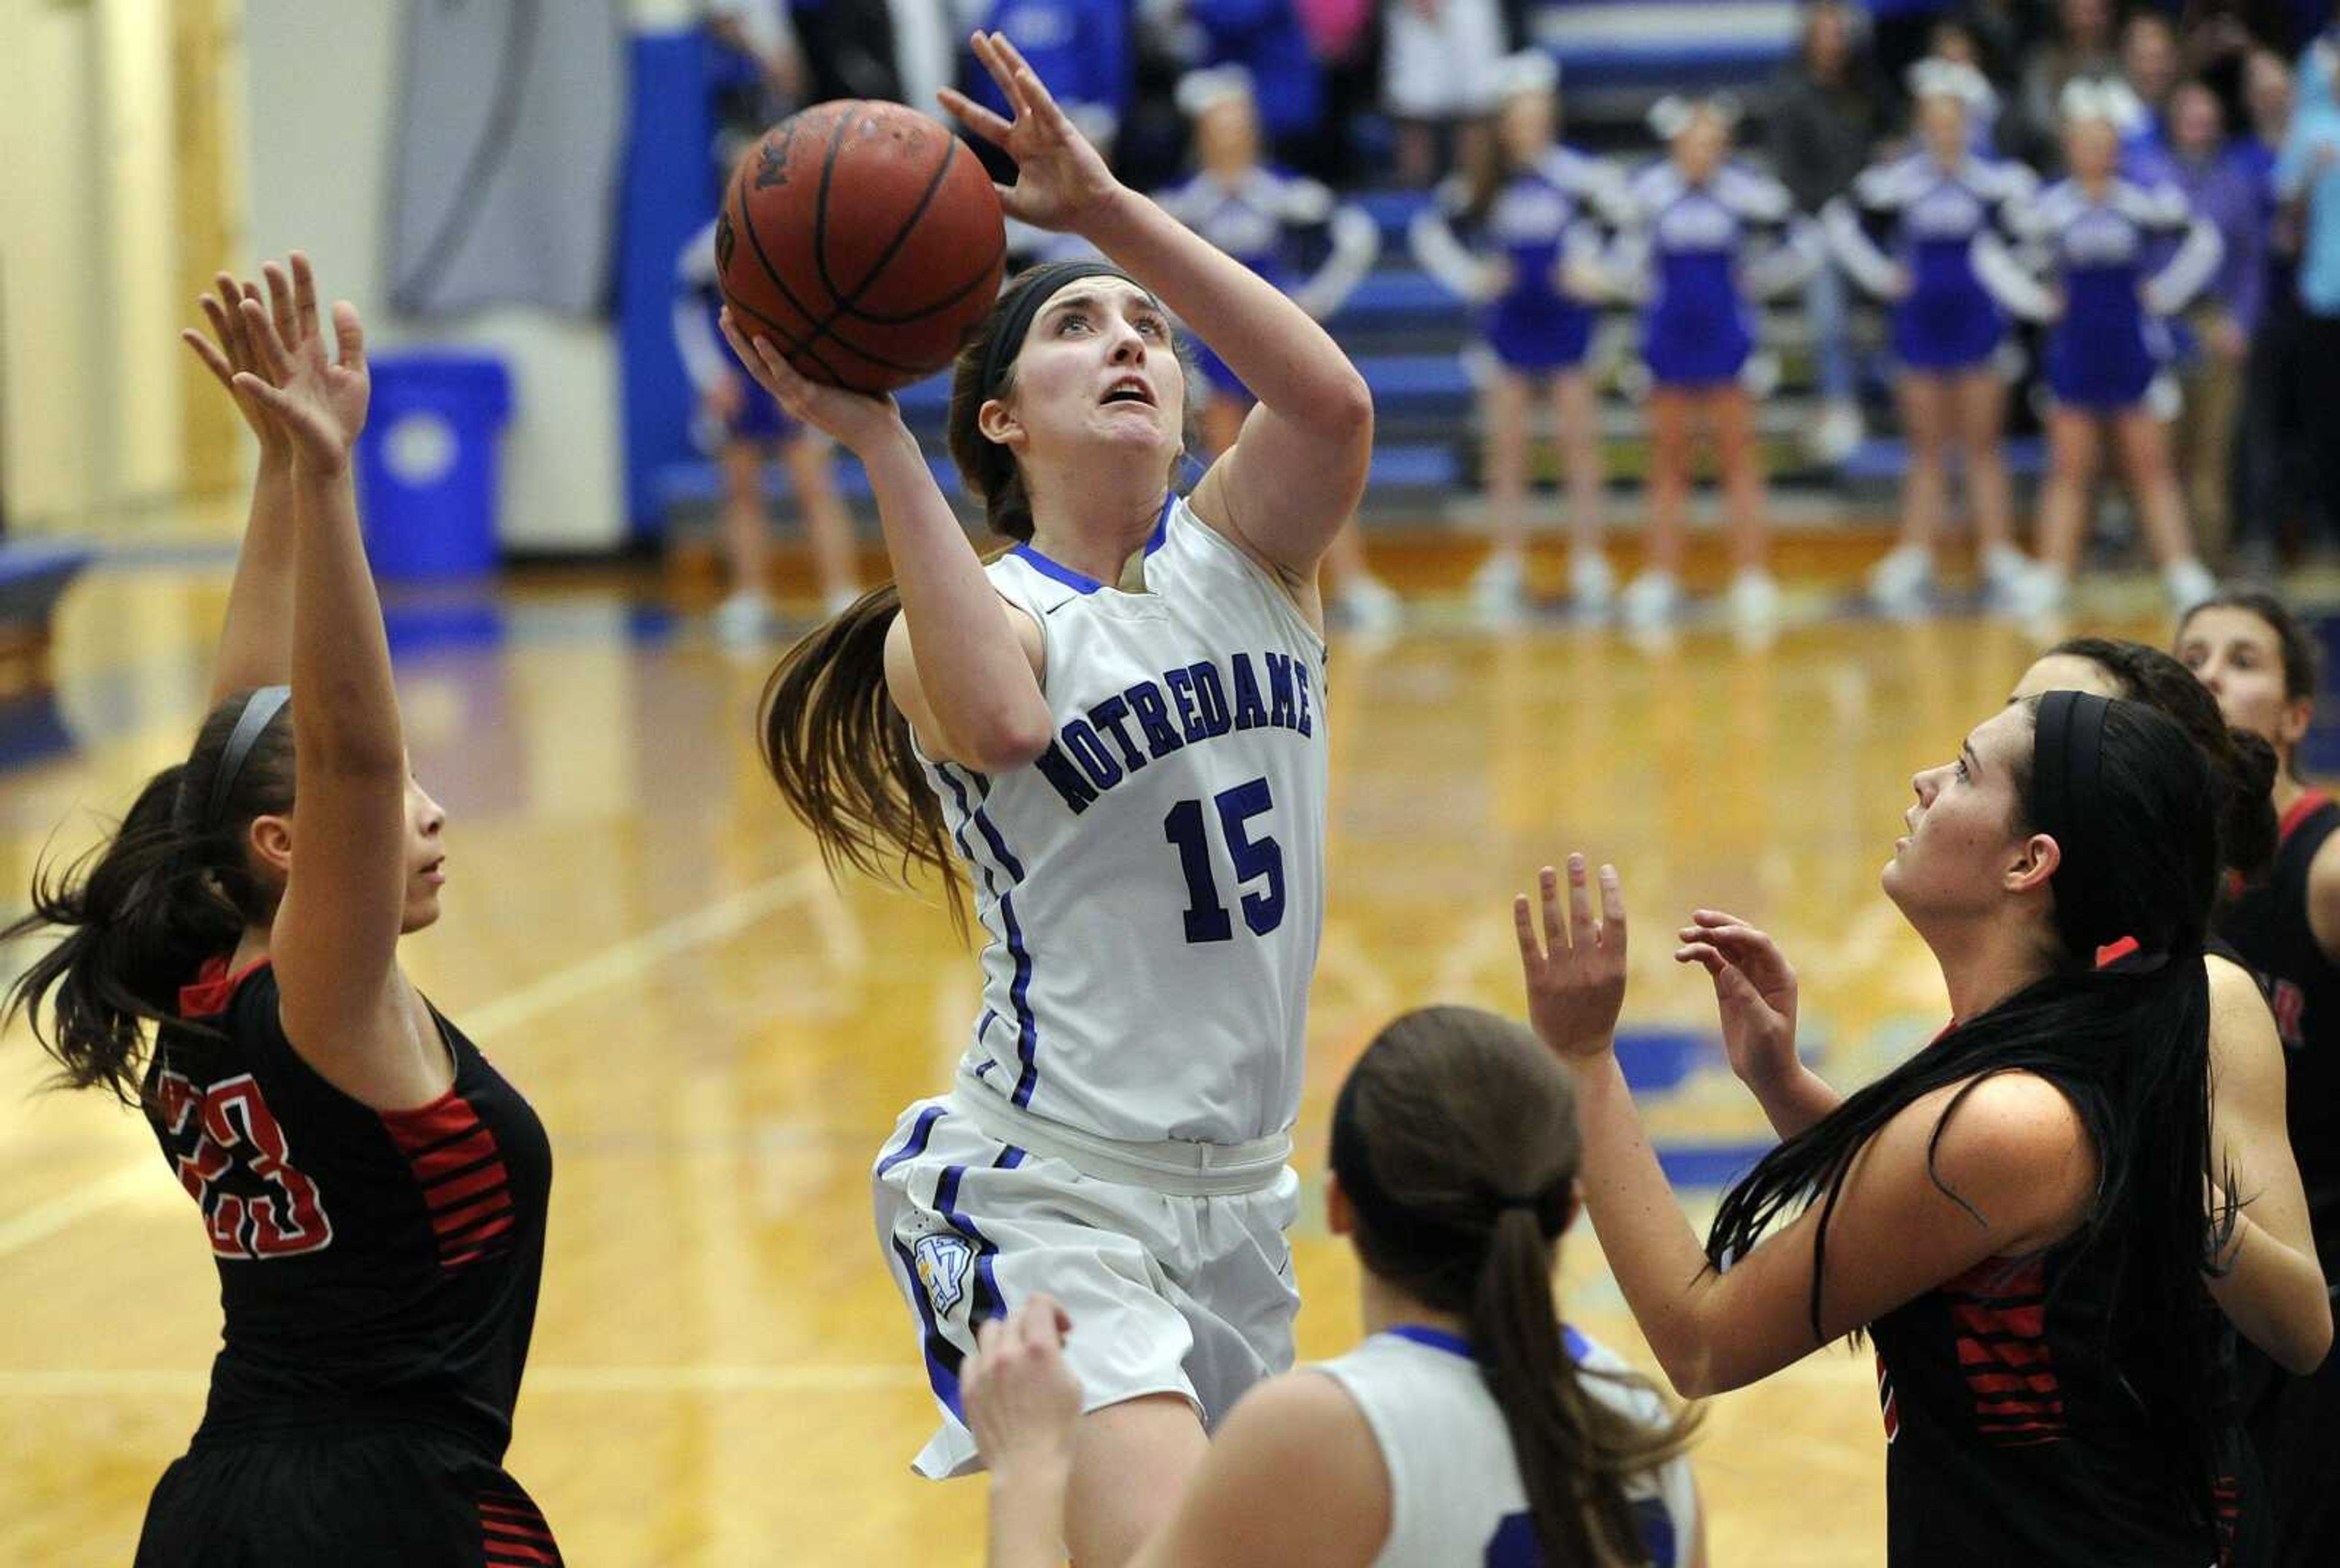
xmin=889 ymin=1236 xmax=965 ymax=1420
xmin=933 ymin=1166 xmax=1006 ymax=1322
xmin=877 ymin=1105 xmax=948 ymax=1177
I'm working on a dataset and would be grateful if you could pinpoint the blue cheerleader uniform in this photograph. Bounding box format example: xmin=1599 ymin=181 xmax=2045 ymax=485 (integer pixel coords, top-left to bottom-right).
xmin=1824 ymin=152 xmax=2038 ymax=372
xmin=1158 ymin=165 xmax=1378 ymax=399
xmin=1996 ymin=178 xmax=2223 ymax=411
xmin=1409 ymin=147 xmax=1634 ymax=375
xmin=1617 ymin=161 xmax=1820 ymax=389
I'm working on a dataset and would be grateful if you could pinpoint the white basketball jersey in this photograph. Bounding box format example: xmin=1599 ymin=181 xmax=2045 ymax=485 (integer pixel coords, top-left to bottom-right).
xmin=918 ymin=495 xmax=1328 ymax=1146
xmin=1316 ymin=1327 xmax=1699 ymax=1568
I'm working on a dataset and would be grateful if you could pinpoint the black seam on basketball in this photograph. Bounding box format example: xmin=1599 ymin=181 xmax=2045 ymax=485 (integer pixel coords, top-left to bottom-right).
xmin=811 ymin=105 xmax=853 ymax=305
xmin=839 ymin=238 xmax=1009 ymax=326
xmin=730 ymin=173 xmax=853 ymax=383
xmin=829 ymin=130 xmax=960 ymax=305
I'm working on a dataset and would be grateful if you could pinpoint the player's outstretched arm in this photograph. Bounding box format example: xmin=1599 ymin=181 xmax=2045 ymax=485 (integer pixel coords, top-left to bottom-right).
xmin=187 ymin=259 xmax=310 ymax=704
xmin=232 ymin=275 xmax=437 ymax=1108
xmin=943 ymin=31 xmax=1372 ymax=586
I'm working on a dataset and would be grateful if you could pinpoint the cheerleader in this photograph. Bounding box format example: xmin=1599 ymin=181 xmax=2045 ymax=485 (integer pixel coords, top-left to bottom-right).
xmin=1160 ymin=66 xmax=1395 ymax=630
xmin=1409 ymin=52 xmax=1633 ymax=623
xmin=1982 ymin=79 xmax=2222 ymax=613
xmin=1826 ymin=59 xmax=2048 ymax=616
xmin=1609 ymin=96 xmax=1822 ymax=631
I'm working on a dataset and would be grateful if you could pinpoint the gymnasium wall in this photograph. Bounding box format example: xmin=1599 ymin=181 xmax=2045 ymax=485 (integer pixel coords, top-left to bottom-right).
xmin=243 ymin=0 xmax=637 ymax=555
xmin=0 ymin=0 xmax=180 ymax=530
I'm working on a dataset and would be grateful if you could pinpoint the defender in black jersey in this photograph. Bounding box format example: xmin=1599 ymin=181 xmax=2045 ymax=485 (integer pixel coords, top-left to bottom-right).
xmin=2180 ymin=592 xmax=2340 ymax=1565
xmin=2 ymin=261 xmax=561 ymax=1566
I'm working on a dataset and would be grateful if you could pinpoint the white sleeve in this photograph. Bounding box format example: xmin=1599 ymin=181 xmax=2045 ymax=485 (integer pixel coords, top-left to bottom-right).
xmin=2142 ymin=210 xmax=2225 ymax=316
xmin=1291 ymin=201 xmax=1381 ymax=321
xmin=1823 ymin=195 xmax=1903 ymax=297
xmin=672 ymin=229 xmax=732 ymax=392
xmin=1408 ymin=183 xmax=1491 ymax=301
xmin=1972 ymin=229 xmax=2057 ymax=321
xmin=1744 ymin=213 xmax=1824 ymax=299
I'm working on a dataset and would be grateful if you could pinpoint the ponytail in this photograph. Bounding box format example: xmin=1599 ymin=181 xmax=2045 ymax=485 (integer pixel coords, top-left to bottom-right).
xmin=759 ymin=586 xmax=968 ymax=929
xmin=1338 ymin=1007 xmax=1699 ymax=1567
xmin=1472 ymin=1205 xmax=1685 ymax=1566
xmin=3 ymin=689 xmax=296 ymax=1102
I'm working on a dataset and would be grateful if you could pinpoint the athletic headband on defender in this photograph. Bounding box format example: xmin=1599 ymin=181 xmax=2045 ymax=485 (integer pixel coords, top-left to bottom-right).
xmin=203 ymin=686 xmax=292 ymax=833
xmin=978 ymin=261 xmax=1147 ymax=403
xmin=2033 ymin=689 xmax=2115 ymax=945
xmin=1330 ymin=1068 xmax=1570 ymax=1255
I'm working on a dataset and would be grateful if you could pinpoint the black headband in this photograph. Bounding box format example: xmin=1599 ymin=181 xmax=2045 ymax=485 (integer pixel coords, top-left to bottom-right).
xmin=1329 ymin=1066 xmax=1570 ymax=1258
xmin=2033 ymin=689 xmax=2117 ymax=946
xmin=203 ymin=686 xmax=291 ymax=833
xmin=977 ymin=261 xmax=1146 ymax=404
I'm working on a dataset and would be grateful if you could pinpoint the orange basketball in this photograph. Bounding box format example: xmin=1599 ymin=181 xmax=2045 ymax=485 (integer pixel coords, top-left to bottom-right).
xmin=717 ymin=101 xmax=1008 ymax=394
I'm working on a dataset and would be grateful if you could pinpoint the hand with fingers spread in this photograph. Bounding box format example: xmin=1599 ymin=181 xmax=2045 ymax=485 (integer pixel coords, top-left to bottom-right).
xmin=717 ymin=308 xmax=907 ymax=459
xmin=962 ymin=1294 xmax=1083 ymax=1477
xmin=1514 ymin=855 xmax=1631 ymax=1059
xmin=228 ymin=253 xmax=370 ymax=470
xmin=937 ymin=32 xmax=1122 ymax=235
xmin=183 ymin=268 xmax=294 ymax=458
xmin=1675 ymin=909 xmax=1801 ymax=1090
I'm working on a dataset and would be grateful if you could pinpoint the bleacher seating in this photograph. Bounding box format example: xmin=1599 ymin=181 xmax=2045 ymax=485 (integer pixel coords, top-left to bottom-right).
xmin=0 ymin=539 xmax=96 ymax=697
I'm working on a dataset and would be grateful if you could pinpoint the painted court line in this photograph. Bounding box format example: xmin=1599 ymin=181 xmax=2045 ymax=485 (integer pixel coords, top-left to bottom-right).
xmin=0 ymin=862 xmax=829 ymax=1262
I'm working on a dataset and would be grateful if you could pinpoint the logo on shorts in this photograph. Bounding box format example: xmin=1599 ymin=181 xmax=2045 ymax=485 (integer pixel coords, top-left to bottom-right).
xmin=915 ymin=1233 xmax=973 ymax=1316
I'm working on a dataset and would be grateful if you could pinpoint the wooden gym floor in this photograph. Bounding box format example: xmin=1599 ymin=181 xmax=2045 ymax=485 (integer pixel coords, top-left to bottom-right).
xmin=0 ymin=536 xmax=2299 ymax=1564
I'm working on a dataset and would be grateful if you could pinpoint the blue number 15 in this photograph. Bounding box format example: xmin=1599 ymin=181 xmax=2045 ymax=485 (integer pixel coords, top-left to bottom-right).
xmin=1162 ymin=776 xmax=1285 ymax=943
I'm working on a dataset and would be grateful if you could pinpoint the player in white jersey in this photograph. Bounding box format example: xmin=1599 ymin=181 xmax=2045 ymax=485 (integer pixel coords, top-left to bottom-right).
xmin=965 ymin=1006 xmax=1704 ymax=1567
xmin=720 ymin=32 xmax=1371 ymax=1566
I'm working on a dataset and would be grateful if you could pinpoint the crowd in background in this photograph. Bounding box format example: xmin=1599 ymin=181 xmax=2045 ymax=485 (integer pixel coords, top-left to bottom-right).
xmin=685 ymin=0 xmax=2340 ymax=630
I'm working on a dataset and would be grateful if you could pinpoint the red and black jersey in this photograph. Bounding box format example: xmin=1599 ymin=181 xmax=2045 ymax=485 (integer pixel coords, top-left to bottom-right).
xmin=2216 ymin=790 xmax=2340 ymax=1280
xmin=1870 ymin=1240 xmax=2221 ymax=1566
xmin=143 ymin=957 xmax=553 ymax=1461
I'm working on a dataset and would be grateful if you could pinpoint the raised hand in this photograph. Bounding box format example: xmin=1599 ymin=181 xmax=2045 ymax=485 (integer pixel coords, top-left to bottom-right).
xmin=1675 ymin=909 xmax=1800 ymax=1088
xmin=183 ymin=269 xmax=289 ymax=456
xmin=962 ymin=1294 xmax=1083 ymax=1474
xmin=718 ymin=308 xmax=907 ymax=459
xmin=230 ymin=254 xmax=369 ymax=469
xmin=937 ymin=32 xmax=1121 ymax=234
xmin=1514 ymin=855 xmax=1629 ymax=1059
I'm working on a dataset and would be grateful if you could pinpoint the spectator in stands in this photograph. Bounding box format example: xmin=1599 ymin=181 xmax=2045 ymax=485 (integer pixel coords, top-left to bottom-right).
xmin=1609 ymin=96 xmax=1822 ymax=631
xmin=1183 ymin=0 xmax=1325 ymax=165
xmin=2018 ymin=0 xmax=2119 ymax=166
xmin=1985 ymin=80 xmax=2223 ymax=612
xmin=1381 ymin=0 xmax=1505 ymax=186
xmin=2119 ymin=11 xmax=2183 ymax=169
xmin=965 ymin=0 xmax=1133 ymax=150
xmin=1161 ymin=66 xmax=1397 ymax=627
xmin=1766 ymin=0 xmax=1883 ymax=463
xmin=1826 ymin=59 xmax=2046 ymax=616
xmin=1868 ymin=0 xmax=1957 ymax=119
xmin=2164 ymin=79 xmax=2263 ymax=565
xmin=2229 ymin=46 xmax=2314 ymax=574
xmin=2277 ymin=22 xmax=2340 ymax=544
xmin=1411 ymin=52 xmax=1634 ymax=622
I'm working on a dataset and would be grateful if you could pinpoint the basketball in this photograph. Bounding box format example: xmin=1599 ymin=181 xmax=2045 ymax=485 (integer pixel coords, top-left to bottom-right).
xmin=716 ymin=100 xmax=1008 ymax=395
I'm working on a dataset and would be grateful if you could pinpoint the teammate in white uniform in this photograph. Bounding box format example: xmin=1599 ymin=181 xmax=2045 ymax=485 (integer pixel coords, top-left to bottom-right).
xmin=963 ymin=1006 xmax=1703 ymax=1567
xmin=722 ymin=32 xmax=1372 ymax=1566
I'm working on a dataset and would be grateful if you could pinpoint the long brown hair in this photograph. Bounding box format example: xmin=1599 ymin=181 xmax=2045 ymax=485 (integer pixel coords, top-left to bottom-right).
xmin=759 ymin=267 xmax=1194 ymax=927
xmin=1335 ymin=1006 xmax=1700 ymax=1566
xmin=3 ymin=690 xmax=296 ymax=1102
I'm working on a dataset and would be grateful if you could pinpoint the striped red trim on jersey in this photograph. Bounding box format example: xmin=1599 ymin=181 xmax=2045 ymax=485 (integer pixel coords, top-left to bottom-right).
xmin=177 ymin=954 xmax=273 ymax=1019
xmin=1943 ymin=1257 xmax=2065 ymax=1445
xmin=479 ymin=1486 xmax=563 ymax=1566
xmin=381 ymin=1089 xmax=516 ymax=1268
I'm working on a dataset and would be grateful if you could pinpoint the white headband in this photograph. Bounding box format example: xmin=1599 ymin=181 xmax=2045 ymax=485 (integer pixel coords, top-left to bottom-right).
xmin=1906 ymin=57 xmax=1993 ymax=109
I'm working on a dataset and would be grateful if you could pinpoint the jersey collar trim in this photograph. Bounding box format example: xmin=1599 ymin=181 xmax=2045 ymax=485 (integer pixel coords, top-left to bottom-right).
xmin=2280 ymin=790 xmax=2332 ymax=845
xmin=177 ymin=954 xmax=272 ymax=1019
xmin=1009 ymin=496 xmax=1175 ymax=595
xmin=1385 ymin=1325 xmax=1472 ymax=1358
